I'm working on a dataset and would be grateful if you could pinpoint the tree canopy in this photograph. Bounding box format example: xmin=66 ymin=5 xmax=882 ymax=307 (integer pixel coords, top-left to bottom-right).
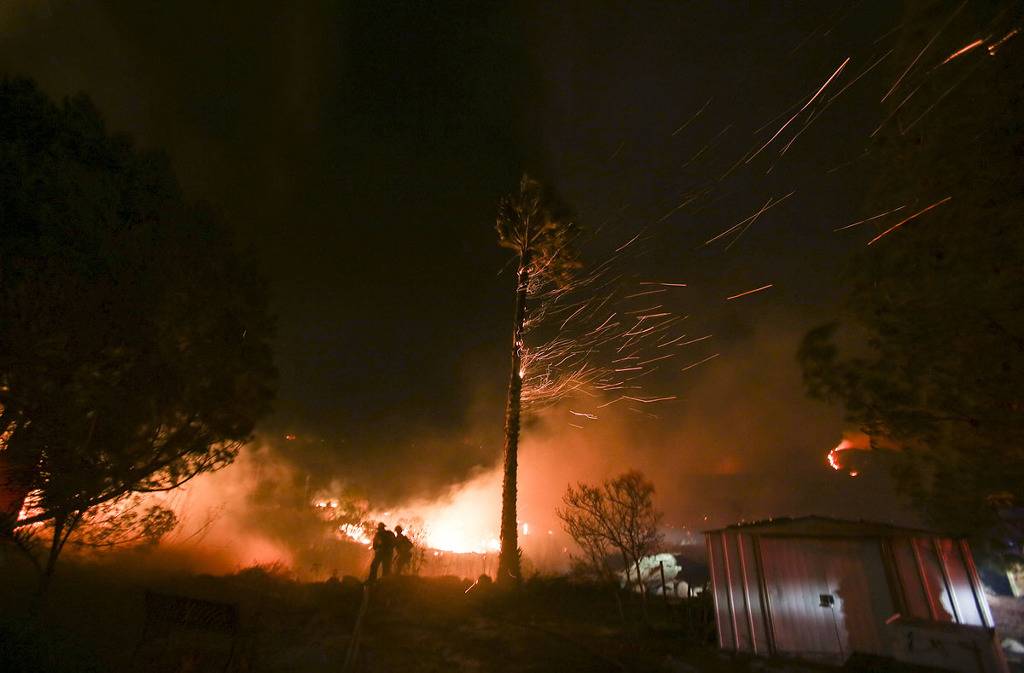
xmin=495 ymin=174 xmax=580 ymax=292
xmin=798 ymin=41 xmax=1024 ymax=553
xmin=0 ymin=77 xmax=276 ymax=575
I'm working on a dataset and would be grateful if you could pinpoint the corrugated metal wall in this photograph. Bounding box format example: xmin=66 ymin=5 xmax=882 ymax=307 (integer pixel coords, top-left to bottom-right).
xmin=707 ymin=527 xmax=993 ymax=665
xmin=890 ymin=537 xmax=933 ymax=619
xmin=706 ymin=530 xmax=770 ymax=654
xmin=888 ymin=536 xmax=992 ymax=627
xmin=707 ymin=531 xmax=734 ymax=650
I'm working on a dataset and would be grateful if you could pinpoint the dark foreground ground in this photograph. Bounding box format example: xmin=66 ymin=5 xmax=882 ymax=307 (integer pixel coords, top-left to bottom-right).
xmin=0 ymin=559 xmax=933 ymax=673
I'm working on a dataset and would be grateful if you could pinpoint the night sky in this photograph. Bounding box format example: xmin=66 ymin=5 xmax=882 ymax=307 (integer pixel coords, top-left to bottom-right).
xmin=2 ymin=2 xmax=1016 ymax=525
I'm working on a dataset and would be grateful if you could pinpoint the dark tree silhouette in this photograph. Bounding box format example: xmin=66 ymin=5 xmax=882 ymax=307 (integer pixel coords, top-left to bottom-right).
xmin=798 ymin=28 xmax=1024 ymax=559
xmin=494 ymin=175 xmax=578 ymax=583
xmin=0 ymin=78 xmax=277 ymax=587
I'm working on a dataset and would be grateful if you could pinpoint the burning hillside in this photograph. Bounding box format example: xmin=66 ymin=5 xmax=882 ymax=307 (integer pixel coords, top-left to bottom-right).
xmin=135 ymin=436 xmax=576 ymax=579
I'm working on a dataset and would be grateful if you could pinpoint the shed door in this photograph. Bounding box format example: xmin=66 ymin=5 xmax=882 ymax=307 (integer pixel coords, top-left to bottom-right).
xmin=760 ymin=538 xmax=894 ymax=661
xmin=823 ymin=539 xmax=895 ymax=656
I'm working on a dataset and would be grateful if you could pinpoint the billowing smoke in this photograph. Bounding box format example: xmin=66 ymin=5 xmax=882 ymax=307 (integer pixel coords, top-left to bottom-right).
xmin=141 ymin=314 xmax=912 ymax=578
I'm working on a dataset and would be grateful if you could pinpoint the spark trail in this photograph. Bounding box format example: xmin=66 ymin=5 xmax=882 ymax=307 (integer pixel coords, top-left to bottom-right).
xmin=746 ymin=57 xmax=850 ymax=164
xmin=866 ymin=197 xmax=952 ymax=246
xmin=834 ymin=206 xmax=905 ymax=232
xmin=726 ymin=284 xmax=774 ymax=301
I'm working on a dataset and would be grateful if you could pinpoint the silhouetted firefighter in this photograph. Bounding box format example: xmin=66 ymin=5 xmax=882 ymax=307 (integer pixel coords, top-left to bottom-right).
xmin=394 ymin=525 xmax=413 ymax=575
xmin=368 ymin=523 xmax=395 ymax=582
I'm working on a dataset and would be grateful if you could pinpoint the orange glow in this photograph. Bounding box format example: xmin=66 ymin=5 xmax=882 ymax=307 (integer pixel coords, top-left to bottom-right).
xmin=314 ymin=468 xmax=507 ymax=555
xmin=137 ymin=398 xmax=785 ymax=577
xmin=378 ymin=472 xmax=503 ymax=554
xmin=149 ymin=445 xmax=296 ymax=571
xmin=713 ymin=455 xmax=741 ymax=476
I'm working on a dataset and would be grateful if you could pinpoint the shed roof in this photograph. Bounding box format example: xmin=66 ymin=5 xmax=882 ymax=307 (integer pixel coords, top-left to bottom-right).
xmin=703 ymin=515 xmax=954 ymax=538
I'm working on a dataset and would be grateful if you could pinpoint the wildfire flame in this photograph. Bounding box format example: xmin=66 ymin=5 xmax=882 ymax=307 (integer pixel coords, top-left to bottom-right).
xmin=311 ymin=468 xmax=546 ymax=556
xmin=339 ymin=523 xmax=371 ymax=546
xmin=16 ymin=489 xmax=44 ymax=527
xmin=827 ymin=439 xmax=851 ymax=470
xmin=827 ymin=434 xmax=871 ymax=476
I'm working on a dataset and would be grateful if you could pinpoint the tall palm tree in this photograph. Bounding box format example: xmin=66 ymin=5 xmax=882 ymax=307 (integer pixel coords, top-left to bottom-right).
xmin=495 ymin=174 xmax=578 ymax=583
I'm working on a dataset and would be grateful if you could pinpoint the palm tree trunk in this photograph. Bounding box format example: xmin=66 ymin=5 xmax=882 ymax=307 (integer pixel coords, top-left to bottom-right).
xmin=498 ymin=258 xmax=529 ymax=584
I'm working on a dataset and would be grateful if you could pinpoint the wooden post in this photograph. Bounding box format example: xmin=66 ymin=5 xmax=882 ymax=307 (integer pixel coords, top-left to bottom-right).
xmin=659 ymin=560 xmax=669 ymax=610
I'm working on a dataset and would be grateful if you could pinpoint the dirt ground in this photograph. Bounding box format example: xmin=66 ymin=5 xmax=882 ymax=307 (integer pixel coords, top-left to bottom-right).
xmin=0 ymin=560 xmax=904 ymax=673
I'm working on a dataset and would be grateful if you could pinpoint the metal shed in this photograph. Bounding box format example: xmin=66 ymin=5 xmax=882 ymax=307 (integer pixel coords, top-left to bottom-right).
xmin=705 ymin=516 xmax=1007 ymax=672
